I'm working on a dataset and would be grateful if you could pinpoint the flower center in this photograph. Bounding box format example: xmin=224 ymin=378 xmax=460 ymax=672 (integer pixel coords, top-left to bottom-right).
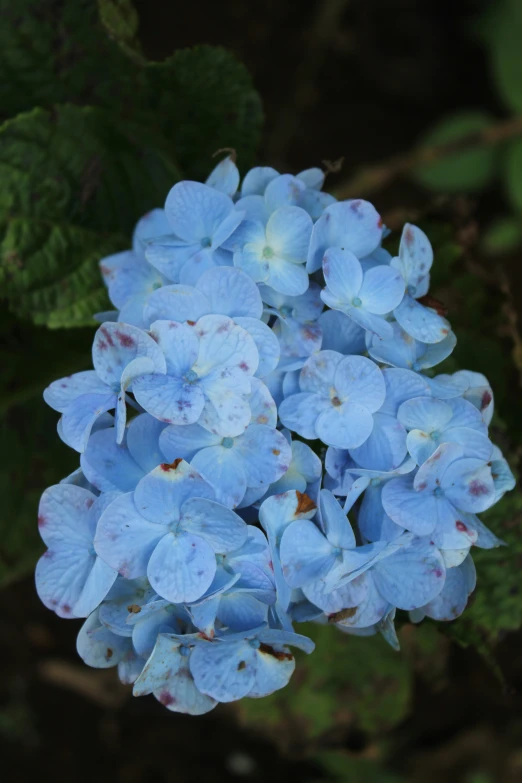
xmin=249 ymin=639 xmax=261 ymax=649
xmin=433 ymin=486 xmax=443 ymax=497
xmin=222 ymin=437 xmax=234 ymax=449
xmin=152 ymin=281 xmax=162 ymax=291
xmin=184 ymin=369 xmax=199 ymax=383
xmin=262 ymin=246 xmax=274 ymax=259
xmin=331 ymin=395 xmax=342 ymax=407
xmin=179 ymin=645 xmax=190 ymax=657
xmin=351 ymin=296 xmax=362 ymax=307
xmin=280 ymin=305 xmax=292 ymax=317
xmin=200 ymin=236 xmax=212 ymax=248
xmin=430 ymin=430 xmax=440 ymax=441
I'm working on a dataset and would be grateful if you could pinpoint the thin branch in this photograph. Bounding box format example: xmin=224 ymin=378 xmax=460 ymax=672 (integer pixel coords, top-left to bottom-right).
xmin=334 ymin=114 xmax=522 ymax=199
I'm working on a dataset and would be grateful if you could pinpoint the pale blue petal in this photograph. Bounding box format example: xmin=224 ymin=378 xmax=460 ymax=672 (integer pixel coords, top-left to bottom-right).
xmin=148 ymin=531 xmax=216 ymax=603
xmin=132 ymin=208 xmax=171 ymax=252
xmin=266 ymin=206 xmax=312 ymax=262
xmin=241 ymin=167 xmax=279 ymax=196
xmin=126 ymin=413 xmax=168 ymax=473
xmin=133 ymin=374 xmax=205 ymax=425
xmin=134 ymin=460 xmax=214 ymax=525
xmin=300 ymin=350 xmax=343 ymax=395
xmin=247 ymin=377 xmax=278 ymax=427
xmin=419 ymin=556 xmax=475 ymax=621
xmin=264 ymin=174 xmax=306 ymax=212
xmin=397 ymin=397 xmax=453 ymax=431
xmin=143 ymin=284 xmax=210 ymax=324
xmin=206 ymin=155 xmax=240 ymax=197
xmin=358 ymin=265 xmax=405 ymax=314
xmin=414 ymin=442 xmax=464 ymax=491
xmin=442 ymin=458 xmax=495 ymax=513
xmin=373 ymin=538 xmax=445 ymax=610
xmin=379 ymin=368 xmax=431 ymax=417
xmin=391 ymin=224 xmax=433 ymax=289
xmin=81 ymin=428 xmax=143 ymax=492
xmin=193 ymin=314 xmax=259 ymax=376
xmin=236 ymin=425 xmax=292 ymax=489
xmin=44 ymin=371 xmax=108 ymax=412
xmin=235 ymin=317 xmax=280 ymax=377
xmin=247 ymin=649 xmax=295 ymax=697
xmin=280 ymin=520 xmax=337 ymax=588
xmin=77 ymin=610 xmax=131 ymax=668
xmin=333 ymin=574 xmax=388 ymax=628
xmin=265 ymin=259 xmax=309 ymax=296
xmin=165 ymin=181 xmax=234 ymax=243
xmin=73 ymin=556 xmax=118 ymax=618
xmin=322 ymin=247 xmax=363 ymax=302
xmin=350 ymin=413 xmax=407 ymax=472
xmin=381 ymin=476 xmax=455 ymax=536
xmin=279 ymin=392 xmax=329 ymax=439
xmin=307 ymin=200 xmax=383 ymax=273
xmin=61 ymin=391 xmax=116 ymax=453
xmin=94 ymin=493 xmax=167 ymax=578
xmin=297 ymin=167 xmax=325 ymax=190
xmin=198 ymin=382 xmax=252 ymax=439
xmin=319 ymin=489 xmax=356 ymax=549
xmin=318 ymin=309 xmax=365 ymax=354
xmin=37 ymin=484 xmax=95 ymax=548
xmin=190 ymin=639 xmax=256 ymax=701
xmin=367 ymin=323 xmax=417 ymax=368
xmin=218 ymin=593 xmax=268 ymax=631
xmin=191 ymin=446 xmax=246 ymax=508
xmin=316 ymin=403 xmax=374 ymax=449
xmin=93 ymin=322 xmax=165 ymax=386
xmin=196 ymin=266 xmax=263 ymax=318
xmin=394 ymin=294 xmax=451 ymax=344
xmin=148 ymin=319 xmax=199 ymax=375
xmin=160 ymin=422 xmax=221 ymax=462
xmin=180 ymin=498 xmax=247 ymax=552
xmin=36 ymin=547 xmax=93 ymax=618
xmin=145 ymin=236 xmax=199 ymax=281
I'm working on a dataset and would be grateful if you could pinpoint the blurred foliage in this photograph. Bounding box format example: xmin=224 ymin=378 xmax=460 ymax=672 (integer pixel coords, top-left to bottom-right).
xmin=412 ymin=0 xmax=522 ymax=256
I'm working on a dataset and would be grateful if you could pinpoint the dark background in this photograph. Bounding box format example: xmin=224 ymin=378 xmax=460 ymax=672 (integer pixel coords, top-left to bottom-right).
xmin=2 ymin=1 xmax=522 ymax=781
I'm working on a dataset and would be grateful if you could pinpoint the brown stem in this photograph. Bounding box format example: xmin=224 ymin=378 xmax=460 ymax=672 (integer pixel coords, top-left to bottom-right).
xmin=334 ymin=114 xmax=522 ymax=199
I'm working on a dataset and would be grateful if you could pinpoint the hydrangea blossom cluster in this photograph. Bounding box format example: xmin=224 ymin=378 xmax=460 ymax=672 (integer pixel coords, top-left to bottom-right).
xmin=37 ymin=156 xmax=515 ymax=715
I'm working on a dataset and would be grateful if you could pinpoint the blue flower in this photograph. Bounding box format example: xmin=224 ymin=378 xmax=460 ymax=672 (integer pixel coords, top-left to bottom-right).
xmin=188 ymin=624 xmax=315 ymax=702
xmin=132 ymin=315 xmax=259 ymax=436
xmin=145 ymin=181 xmax=244 ymax=286
xmin=397 ymin=395 xmax=492 ymax=466
xmin=367 ymin=321 xmax=456 ymax=371
xmin=229 ymin=206 xmax=313 ymax=296
xmin=391 ymin=224 xmax=451 ymax=344
xmin=236 ymin=170 xmax=335 ymax=223
xmin=77 ymin=608 xmax=142 ymax=684
xmin=94 ymin=459 xmax=247 ymax=603
xmin=143 ymin=266 xmax=280 ymax=379
xmin=133 ymin=633 xmax=217 ymax=714
xmin=44 ymin=322 xmax=166 ymax=451
xmin=307 ymin=199 xmax=384 ymax=273
xmin=321 ymin=247 xmax=405 ymax=340
xmin=81 ymin=413 xmax=168 ymax=493
xmin=279 ymin=350 xmax=386 ymax=449
xmin=382 ymin=442 xmax=497 ymax=549
xmin=36 ymin=485 xmax=118 ymax=618
xmin=205 ymin=154 xmax=240 ymax=198
xmin=410 ymin=556 xmax=476 ymax=622
xmin=100 ymin=209 xmax=170 ymax=328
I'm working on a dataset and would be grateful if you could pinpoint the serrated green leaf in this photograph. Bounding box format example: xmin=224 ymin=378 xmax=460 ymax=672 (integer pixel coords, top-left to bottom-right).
xmin=144 ymin=46 xmax=263 ymax=179
xmin=413 ymin=112 xmax=498 ymax=192
xmin=0 ymin=105 xmax=180 ymax=327
xmin=0 ymin=0 xmax=144 ymax=122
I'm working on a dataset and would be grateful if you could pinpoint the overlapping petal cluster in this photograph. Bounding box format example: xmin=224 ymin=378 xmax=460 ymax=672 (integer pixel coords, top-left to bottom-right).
xmin=37 ymin=155 xmax=514 ymax=714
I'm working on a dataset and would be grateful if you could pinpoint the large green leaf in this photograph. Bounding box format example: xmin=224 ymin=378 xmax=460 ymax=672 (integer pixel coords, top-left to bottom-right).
xmin=143 ymin=47 xmax=263 ymax=179
xmin=413 ymin=112 xmax=498 ymax=192
xmin=0 ymin=0 xmax=144 ymax=121
xmin=0 ymin=104 xmax=179 ymax=327
xmin=475 ymin=0 xmax=522 ymax=115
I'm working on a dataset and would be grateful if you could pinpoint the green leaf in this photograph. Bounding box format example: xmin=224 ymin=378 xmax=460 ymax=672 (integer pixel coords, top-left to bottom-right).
xmin=0 ymin=0 xmax=144 ymax=122
xmin=505 ymin=139 xmax=522 ymax=213
xmin=144 ymin=46 xmax=263 ymax=179
xmin=239 ymin=623 xmax=411 ymax=748
xmin=0 ymin=104 xmax=180 ymax=327
xmin=98 ymin=0 xmax=143 ymax=61
xmin=313 ymin=752 xmax=405 ymax=783
xmin=478 ymin=0 xmax=522 ymax=115
xmin=482 ymin=216 xmax=522 ymax=255
xmin=413 ymin=112 xmax=498 ymax=192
